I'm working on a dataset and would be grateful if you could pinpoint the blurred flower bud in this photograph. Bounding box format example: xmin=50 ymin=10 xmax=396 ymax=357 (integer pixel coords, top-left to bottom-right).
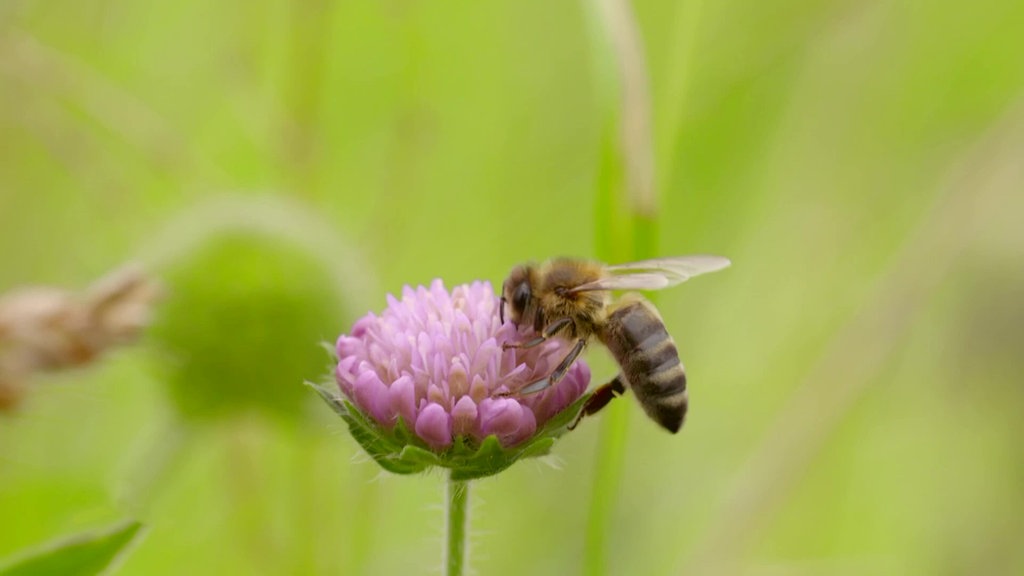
xmin=149 ymin=233 xmax=347 ymax=423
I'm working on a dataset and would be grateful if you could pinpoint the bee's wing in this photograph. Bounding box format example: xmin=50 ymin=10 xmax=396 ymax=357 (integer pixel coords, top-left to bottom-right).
xmin=569 ymin=273 xmax=674 ymax=292
xmin=570 ymin=255 xmax=730 ymax=293
xmin=605 ymin=255 xmax=732 ymax=277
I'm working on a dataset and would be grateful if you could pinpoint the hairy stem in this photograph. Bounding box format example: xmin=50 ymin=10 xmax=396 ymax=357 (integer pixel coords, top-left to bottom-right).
xmin=445 ymin=475 xmax=470 ymax=576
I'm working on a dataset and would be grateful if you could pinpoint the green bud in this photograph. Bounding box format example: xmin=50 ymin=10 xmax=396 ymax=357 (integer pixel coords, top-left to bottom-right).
xmin=150 ymin=233 xmax=347 ymax=423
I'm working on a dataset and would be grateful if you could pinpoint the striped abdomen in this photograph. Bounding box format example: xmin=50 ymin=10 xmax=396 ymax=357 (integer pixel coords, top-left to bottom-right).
xmin=597 ymin=296 xmax=688 ymax=433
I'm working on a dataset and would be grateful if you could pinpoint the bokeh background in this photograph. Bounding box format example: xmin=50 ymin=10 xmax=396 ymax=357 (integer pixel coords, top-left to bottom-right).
xmin=2 ymin=1 xmax=1023 ymax=575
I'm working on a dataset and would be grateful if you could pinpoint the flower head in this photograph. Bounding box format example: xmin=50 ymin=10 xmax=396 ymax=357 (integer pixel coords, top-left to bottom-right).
xmin=318 ymin=280 xmax=591 ymax=479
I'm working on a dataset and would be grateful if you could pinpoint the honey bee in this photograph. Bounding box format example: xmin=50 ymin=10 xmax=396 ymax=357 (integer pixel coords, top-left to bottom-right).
xmin=500 ymin=255 xmax=730 ymax=433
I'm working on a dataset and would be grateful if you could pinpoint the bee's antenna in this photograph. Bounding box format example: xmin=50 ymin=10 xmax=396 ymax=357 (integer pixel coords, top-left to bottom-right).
xmin=499 ymin=297 xmax=507 ymax=324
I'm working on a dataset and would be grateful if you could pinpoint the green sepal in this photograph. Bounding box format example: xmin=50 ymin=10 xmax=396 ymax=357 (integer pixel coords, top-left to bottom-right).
xmin=308 ymin=382 xmax=590 ymax=481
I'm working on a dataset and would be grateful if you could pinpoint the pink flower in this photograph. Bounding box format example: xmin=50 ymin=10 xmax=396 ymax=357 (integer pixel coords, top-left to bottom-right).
xmin=335 ymin=280 xmax=590 ymax=450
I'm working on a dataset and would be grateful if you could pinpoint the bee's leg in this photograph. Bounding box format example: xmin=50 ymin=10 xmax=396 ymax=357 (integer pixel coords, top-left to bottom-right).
xmin=547 ymin=337 xmax=586 ymax=385
xmin=517 ymin=337 xmax=586 ymax=395
xmin=502 ymin=317 xmax=573 ymax=350
xmin=568 ymin=375 xmax=627 ymax=430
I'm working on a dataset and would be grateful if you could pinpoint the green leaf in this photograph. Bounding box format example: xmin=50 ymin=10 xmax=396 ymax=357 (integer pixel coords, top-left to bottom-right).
xmin=0 ymin=520 xmax=146 ymax=576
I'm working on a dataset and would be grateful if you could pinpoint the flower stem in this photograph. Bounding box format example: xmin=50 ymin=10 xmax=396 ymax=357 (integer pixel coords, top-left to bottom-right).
xmin=445 ymin=475 xmax=470 ymax=576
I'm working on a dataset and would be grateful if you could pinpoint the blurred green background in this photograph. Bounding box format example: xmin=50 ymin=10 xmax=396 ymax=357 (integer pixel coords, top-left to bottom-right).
xmin=2 ymin=0 xmax=1023 ymax=575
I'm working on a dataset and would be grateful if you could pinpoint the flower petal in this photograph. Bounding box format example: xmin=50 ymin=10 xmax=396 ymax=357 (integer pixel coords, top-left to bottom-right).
xmin=388 ymin=375 xmax=417 ymax=427
xmin=451 ymin=396 xmax=479 ymax=437
xmin=415 ymin=402 xmax=453 ymax=449
xmin=352 ymin=370 xmax=392 ymax=425
xmin=479 ymin=397 xmax=537 ymax=447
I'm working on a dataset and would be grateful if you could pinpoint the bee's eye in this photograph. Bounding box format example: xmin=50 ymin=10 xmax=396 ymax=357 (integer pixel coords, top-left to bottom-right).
xmin=512 ymin=283 xmax=531 ymax=311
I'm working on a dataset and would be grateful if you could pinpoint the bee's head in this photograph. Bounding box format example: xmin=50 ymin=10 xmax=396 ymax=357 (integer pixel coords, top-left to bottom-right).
xmin=501 ymin=265 xmax=533 ymax=326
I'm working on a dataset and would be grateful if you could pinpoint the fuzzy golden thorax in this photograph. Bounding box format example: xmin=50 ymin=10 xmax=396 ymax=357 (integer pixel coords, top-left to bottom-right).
xmin=502 ymin=258 xmax=610 ymax=341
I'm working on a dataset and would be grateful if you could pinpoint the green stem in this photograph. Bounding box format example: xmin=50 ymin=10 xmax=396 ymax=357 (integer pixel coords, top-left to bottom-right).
xmin=583 ymin=0 xmax=662 ymax=573
xmin=632 ymin=213 xmax=659 ymax=262
xmin=117 ymin=416 xmax=192 ymax=519
xmin=582 ymin=405 xmax=630 ymax=576
xmin=657 ymin=0 xmax=705 ymax=192
xmin=584 ymin=216 xmax=659 ymax=576
xmin=445 ymin=475 xmax=470 ymax=576
xmin=283 ymin=0 xmax=333 ymax=191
